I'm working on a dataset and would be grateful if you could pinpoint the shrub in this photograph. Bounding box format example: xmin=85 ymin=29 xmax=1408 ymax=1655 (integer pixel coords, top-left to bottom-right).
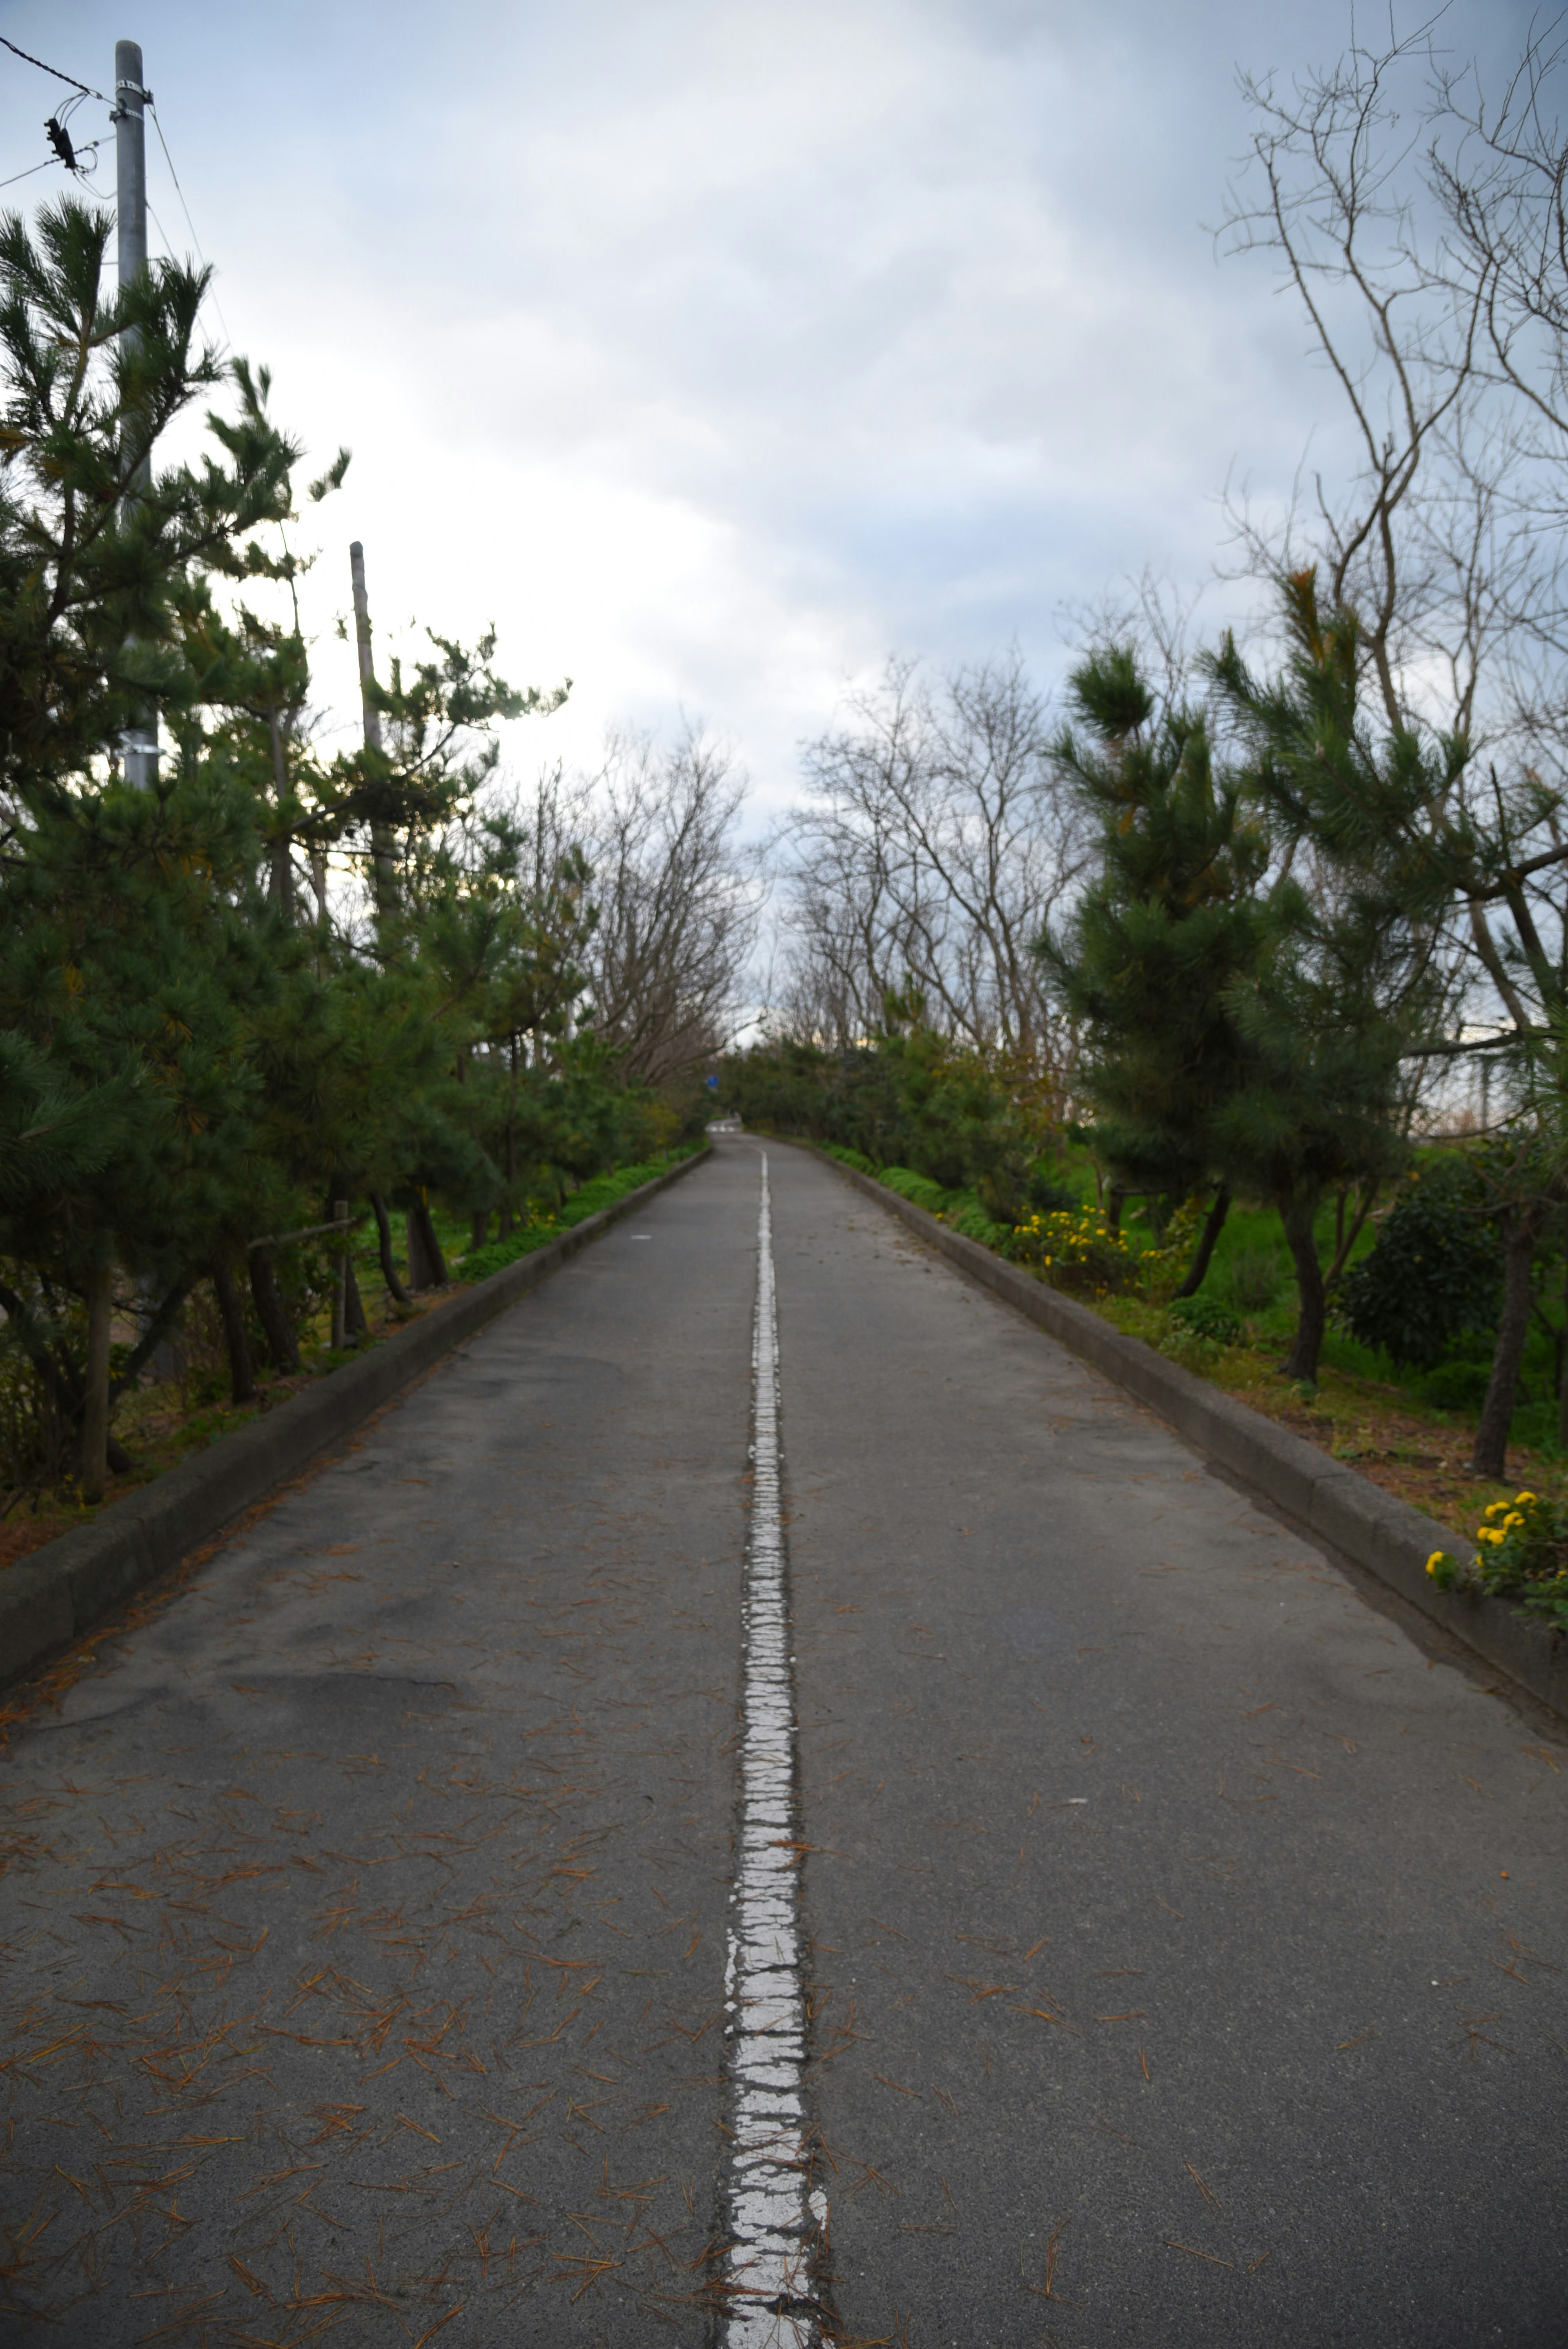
xmin=1025 ymin=1166 xmax=1078 ymax=1215
xmin=1167 ymin=1293 xmax=1243 ymax=1346
xmin=1338 ymin=1160 xmax=1500 ymax=1369
xmin=878 ymin=1166 xmax=950 ymax=1215
xmin=1417 ymin=1359 xmax=1492 ymax=1413
xmin=1006 ymin=1206 xmax=1134 ymax=1294
xmin=1223 ymin=1247 xmax=1284 ymax=1313
xmin=1427 ymin=1489 xmax=1568 ymax=1634
xmin=1127 ymin=1196 xmax=1205 ymax=1302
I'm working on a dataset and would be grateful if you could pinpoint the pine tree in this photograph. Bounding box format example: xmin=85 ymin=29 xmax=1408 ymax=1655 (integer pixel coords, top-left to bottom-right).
xmin=1038 ymin=649 xmax=1271 ymax=1295
xmin=1208 ymin=576 xmax=1462 ymax=1384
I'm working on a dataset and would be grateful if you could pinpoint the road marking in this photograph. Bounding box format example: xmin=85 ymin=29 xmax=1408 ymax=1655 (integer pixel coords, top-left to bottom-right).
xmin=722 ymin=1152 xmax=822 ymax=2346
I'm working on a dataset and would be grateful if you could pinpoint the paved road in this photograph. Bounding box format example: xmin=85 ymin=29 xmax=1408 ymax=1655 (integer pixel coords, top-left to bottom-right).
xmin=1 ymin=1140 xmax=1564 ymax=2347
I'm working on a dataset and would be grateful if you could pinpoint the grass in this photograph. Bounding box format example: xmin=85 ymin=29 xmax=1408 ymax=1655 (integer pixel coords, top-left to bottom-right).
xmin=0 ymin=1146 xmax=702 ymax=1579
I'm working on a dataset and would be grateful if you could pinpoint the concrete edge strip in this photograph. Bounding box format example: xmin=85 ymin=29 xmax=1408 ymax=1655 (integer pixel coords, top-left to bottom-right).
xmin=793 ymin=1143 xmax=1568 ymax=1721
xmin=0 ymin=1148 xmax=712 ymax=1692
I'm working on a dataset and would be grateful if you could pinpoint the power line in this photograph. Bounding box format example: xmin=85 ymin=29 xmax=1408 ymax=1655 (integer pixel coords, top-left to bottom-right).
xmin=0 ymin=153 xmax=59 ymax=192
xmin=145 ymin=100 xmax=232 ymax=353
xmin=0 ymin=34 xmax=107 ymax=103
xmin=147 ymin=103 xmax=204 ymax=267
xmin=1 ymin=44 xmax=232 ymax=354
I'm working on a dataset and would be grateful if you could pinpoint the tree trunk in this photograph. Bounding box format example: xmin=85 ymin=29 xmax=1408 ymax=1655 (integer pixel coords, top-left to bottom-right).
xmin=471 ymin=1210 xmax=489 ymax=1253
xmin=212 ymin=1260 xmax=256 ymax=1405
xmin=108 ymin=1272 xmax=195 ymax=1405
xmin=1174 ymin=1188 xmax=1231 ymax=1299
xmin=501 ymin=1068 xmax=517 ymax=1239
xmin=1472 ymin=1207 xmax=1539 ymax=1480
xmin=344 ymin=1259 xmax=368 ymax=1338
xmin=1559 ymin=1210 xmax=1568 ymax=1453
xmin=1325 ymin=1178 xmax=1380 ymax=1288
xmin=249 ymin=1246 xmax=300 ymax=1375
xmin=267 ymin=709 xmax=295 ymax=922
xmin=80 ymin=1259 xmax=114 ymax=1504
xmin=1280 ymin=1194 xmax=1326 ymax=1384
xmin=406 ymin=1195 xmax=448 ymax=1288
xmin=1106 ymin=1184 xmax=1126 ymax=1232
xmin=330 ymin=1198 xmax=348 ymax=1351
xmin=370 ymin=1189 xmax=412 ymax=1306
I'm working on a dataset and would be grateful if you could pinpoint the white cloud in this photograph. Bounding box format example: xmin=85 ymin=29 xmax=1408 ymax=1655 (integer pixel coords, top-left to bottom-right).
xmin=0 ymin=0 xmax=1548 ymax=825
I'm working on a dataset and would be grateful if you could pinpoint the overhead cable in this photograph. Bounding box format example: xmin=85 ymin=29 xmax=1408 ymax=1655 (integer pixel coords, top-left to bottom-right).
xmin=0 ymin=34 xmax=107 ymax=103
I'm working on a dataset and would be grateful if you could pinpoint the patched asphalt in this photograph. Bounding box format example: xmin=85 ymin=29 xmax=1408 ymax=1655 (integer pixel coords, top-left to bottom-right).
xmin=1 ymin=1137 xmax=1564 ymax=2347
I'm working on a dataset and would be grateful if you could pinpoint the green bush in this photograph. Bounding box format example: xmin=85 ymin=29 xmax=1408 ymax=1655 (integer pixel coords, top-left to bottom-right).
xmin=1222 ymin=1247 xmax=1284 ymax=1313
xmin=1167 ymin=1293 xmax=1243 ymax=1346
xmin=717 ymin=1018 xmax=1040 ymax=1212
xmin=1338 ymin=1160 xmax=1500 ymax=1369
xmin=1417 ymin=1359 xmax=1492 ymax=1412
xmin=1427 ymin=1488 xmax=1568 ymax=1633
xmin=879 ymin=1166 xmax=950 ymax=1215
xmin=1005 ymin=1205 xmax=1135 ymax=1293
xmin=1025 ymin=1166 xmax=1079 ymax=1215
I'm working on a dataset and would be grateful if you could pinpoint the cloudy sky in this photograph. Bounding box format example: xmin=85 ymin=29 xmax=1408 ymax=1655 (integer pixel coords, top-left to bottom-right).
xmin=0 ymin=0 xmax=1548 ymax=817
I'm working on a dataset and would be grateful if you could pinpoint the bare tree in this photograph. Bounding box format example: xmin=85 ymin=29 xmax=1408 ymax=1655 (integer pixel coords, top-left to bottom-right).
xmin=571 ymin=724 xmax=760 ymax=1085
xmin=780 ymin=655 xmax=1091 ymax=1060
xmin=1222 ymin=22 xmax=1568 ymax=1470
xmin=1220 ymin=22 xmax=1568 ymax=1066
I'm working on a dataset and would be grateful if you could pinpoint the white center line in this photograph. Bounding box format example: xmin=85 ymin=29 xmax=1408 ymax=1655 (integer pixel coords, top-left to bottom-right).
xmin=722 ymin=1152 xmax=823 ymax=2347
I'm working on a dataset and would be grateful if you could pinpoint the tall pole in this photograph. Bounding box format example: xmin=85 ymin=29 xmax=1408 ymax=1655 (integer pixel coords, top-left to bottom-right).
xmin=114 ymin=38 xmax=158 ymax=789
xmin=349 ymin=540 xmax=397 ymax=918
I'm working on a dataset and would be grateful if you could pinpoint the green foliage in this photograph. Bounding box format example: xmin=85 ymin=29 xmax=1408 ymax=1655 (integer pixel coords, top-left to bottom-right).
xmin=459 ymin=1148 xmax=699 ymax=1281
xmin=0 ymin=202 xmax=298 ymax=805
xmin=1338 ymin=1161 xmax=1501 ymax=1370
xmin=1220 ymin=1247 xmax=1284 ymax=1314
xmin=720 ymin=1002 xmax=1037 ymax=1215
xmin=1167 ymin=1293 xmax=1244 ymax=1346
xmin=1024 ymin=1166 xmax=1079 ymax=1215
xmin=1005 ymin=1204 xmax=1135 ymax=1293
xmin=1427 ymin=1489 xmax=1568 ymax=1634
xmin=877 ymin=1166 xmax=950 ymax=1215
xmin=0 ymin=197 xmax=672 ymax=1501
xmin=873 ymin=1166 xmax=1010 ymax=1248
xmin=1417 ymin=1359 xmax=1493 ymax=1412
xmin=1039 ymin=649 xmax=1270 ymax=1203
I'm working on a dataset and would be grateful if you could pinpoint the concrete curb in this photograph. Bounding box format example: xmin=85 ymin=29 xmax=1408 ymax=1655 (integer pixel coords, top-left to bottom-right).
xmin=798 ymin=1144 xmax=1568 ymax=1720
xmin=0 ymin=1150 xmax=710 ymax=1692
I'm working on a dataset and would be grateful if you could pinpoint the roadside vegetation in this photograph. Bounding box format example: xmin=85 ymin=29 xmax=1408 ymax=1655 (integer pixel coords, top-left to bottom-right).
xmin=731 ymin=21 xmax=1568 ymax=1552
xmin=726 ymin=1025 xmax=1568 ymax=1543
xmin=0 ymin=198 xmax=751 ymax=1540
xmin=15 ymin=15 xmax=1568 ymax=1615
xmin=0 ymin=1145 xmax=700 ymax=1578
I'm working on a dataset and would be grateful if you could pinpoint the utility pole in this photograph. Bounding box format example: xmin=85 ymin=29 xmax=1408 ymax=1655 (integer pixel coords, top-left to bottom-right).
xmin=349 ymin=540 xmax=398 ymax=919
xmin=114 ymin=38 xmax=158 ymax=789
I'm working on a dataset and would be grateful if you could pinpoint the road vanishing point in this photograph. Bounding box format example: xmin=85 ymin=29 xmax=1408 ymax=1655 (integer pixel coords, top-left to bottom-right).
xmin=2 ymin=1139 xmax=1564 ymax=2347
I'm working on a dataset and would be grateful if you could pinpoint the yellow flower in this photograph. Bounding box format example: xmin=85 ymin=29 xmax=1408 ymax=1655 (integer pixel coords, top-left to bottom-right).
xmin=1502 ymin=1513 xmax=1524 ymax=1530
xmin=1516 ymin=1491 xmax=1537 ymax=1504
xmin=1477 ymin=1526 xmax=1505 ymax=1545
xmin=1484 ymin=1501 xmax=1508 ymax=1518
xmin=1425 ymin=1551 xmax=1445 ymax=1576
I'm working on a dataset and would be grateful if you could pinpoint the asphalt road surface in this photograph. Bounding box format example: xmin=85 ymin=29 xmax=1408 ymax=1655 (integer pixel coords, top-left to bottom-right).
xmin=1 ymin=1139 xmax=1564 ymax=2348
